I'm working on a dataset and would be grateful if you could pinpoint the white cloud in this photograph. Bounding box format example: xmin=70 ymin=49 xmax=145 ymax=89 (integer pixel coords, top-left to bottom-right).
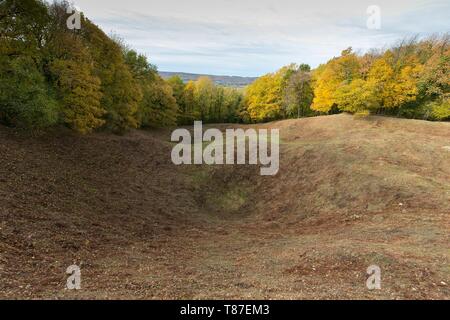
xmin=68 ymin=0 xmax=449 ymax=76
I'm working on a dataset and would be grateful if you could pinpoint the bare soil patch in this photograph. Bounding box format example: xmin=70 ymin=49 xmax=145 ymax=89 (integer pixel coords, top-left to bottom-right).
xmin=1 ymin=114 xmax=449 ymax=299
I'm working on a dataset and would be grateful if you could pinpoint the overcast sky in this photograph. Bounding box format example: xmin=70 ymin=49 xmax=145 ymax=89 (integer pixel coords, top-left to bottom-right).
xmin=69 ymin=0 xmax=449 ymax=76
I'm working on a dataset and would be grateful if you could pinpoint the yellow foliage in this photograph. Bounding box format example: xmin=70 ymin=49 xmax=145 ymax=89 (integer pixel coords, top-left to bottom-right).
xmin=50 ymin=59 xmax=105 ymax=134
xmin=312 ymin=48 xmax=361 ymax=113
xmin=430 ymin=98 xmax=450 ymax=120
xmin=367 ymin=52 xmax=423 ymax=108
xmin=245 ymin=69 xmax=286 ymax=122
xmin=334 ymin=79 xmax=378 ymax=114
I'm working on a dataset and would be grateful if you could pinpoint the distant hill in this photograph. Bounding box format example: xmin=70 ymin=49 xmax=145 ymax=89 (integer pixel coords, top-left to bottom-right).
xmin=159 ymin=71 xmax=257 ymax=88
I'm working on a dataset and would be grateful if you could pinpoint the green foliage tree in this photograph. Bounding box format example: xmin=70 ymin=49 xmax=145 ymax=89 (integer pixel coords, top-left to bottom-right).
xmin=282 ymin=65 xmax=314 ymax=118
xmin=0 ymin=0 xmax=58 ymax=129
xmin=167 ymin=76 xmax=196 ymax=125
xmin=138 ymin=77 xmax=178 ymax=127
xmin=167 ymin=76 xmax=244 ymax=124
xmin=0 ymin=56 xmax=58 ymax=129
xmin=124 ymin=50 xmax=179 ymax=127
xmin=0 ymin=0 xmax=51 ymax=57
xmin=1 ymin=1 xmax=448 ymax=134
xmin=45 ymin=4 xmax=106 ymax=133
xmin=180 ymin=80 xmax=197 ymax=124
xmin=193 ymin=76 xmax=215 ymax=122
xmin=222 ymin=87 xmax=244 ymax=122
xmin=416 ymin=41 xmax=450 ymax=120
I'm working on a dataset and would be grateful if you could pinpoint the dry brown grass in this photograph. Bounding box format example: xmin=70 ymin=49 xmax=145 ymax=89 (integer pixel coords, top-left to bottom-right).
xmin=0 ymin=114 xmax=449 ymax=299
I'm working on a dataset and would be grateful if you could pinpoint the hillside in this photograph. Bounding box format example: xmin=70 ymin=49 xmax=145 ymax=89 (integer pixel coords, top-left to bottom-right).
xmin=159 ymin=71 xmax=257 ymax=87
xmin=0 ymin=114 xmax=449 ymax=299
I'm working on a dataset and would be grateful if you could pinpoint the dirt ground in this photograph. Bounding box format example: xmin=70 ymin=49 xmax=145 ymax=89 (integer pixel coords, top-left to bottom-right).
xmin=0 ymin=114 xmax=449 ymax=299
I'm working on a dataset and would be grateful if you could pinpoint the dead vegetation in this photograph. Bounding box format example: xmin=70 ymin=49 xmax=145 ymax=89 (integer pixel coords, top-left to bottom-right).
xmin=0 ymin=114 xmax=449 ymax=299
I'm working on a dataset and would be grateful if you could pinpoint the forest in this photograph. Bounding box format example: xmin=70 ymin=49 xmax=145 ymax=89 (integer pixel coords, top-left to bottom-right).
xmin=1 ymin=0 xmax=449 ymax=135
xmin=1 ymin=0 xmax=450 ymax=301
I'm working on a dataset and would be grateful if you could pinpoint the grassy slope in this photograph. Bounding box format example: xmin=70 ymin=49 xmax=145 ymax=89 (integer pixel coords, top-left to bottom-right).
xmin=0 ymin=114 xmax=449 ymax=299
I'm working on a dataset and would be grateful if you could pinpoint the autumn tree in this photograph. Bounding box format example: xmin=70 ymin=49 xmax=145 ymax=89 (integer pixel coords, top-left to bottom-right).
xmin=416 ymin=38 xmax=450 ymax=120
xmin=282 ymin=64 xmax=314 ymax=118
xmin=334 ymin=79 xmax=378 ymax=115
xmin=312 ymin=48 xmax=361 ymax=113
xmin=180 ymin=80 xmax=197 ymax=124
xmin=0 ymin=0 xmax=58 ymax=129
xmin=244 ymin=67 xmax=290 ymax=122
xmin=366 ymin=51 xmax=423 ymax=116
xmin=82 ymin=18 xmax=142 ymax=133
xmin=193 ymin=76 xmax=215 ymax=122
xmin=50 ymin=60 xmax=105 ymax=133
xmin=1 ymin=1 xmax=448 ymax=133
xmin=47 ymin=3 xmax=105 ymax=133
xmin=123 ymin=50 xmax=179 ymax=128
xmin=222 ymin=87 xmax=244 ymax=122
xmin=167 ymin=76 xmax=244 ymax=124
xmin=138 ymin=77 xmax=178 ymax=127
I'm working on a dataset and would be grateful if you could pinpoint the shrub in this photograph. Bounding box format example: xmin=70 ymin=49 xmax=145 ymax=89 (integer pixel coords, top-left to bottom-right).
xmin=0 ymin=57 xmax=58 ymax=129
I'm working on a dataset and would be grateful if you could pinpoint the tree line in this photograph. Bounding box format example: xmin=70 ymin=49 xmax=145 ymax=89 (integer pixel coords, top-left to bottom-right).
xmin=0 ymin=0 xmax=448 ymax=136
xmin=244 ymin=36 xmax=449 ymax=122
xmin=0 ymin=0 xmax=180 ymax=133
